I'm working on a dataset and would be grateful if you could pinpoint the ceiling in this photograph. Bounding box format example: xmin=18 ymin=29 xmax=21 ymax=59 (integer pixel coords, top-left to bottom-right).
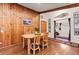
xmin=18 ymin=3 xmax=72 ymax=13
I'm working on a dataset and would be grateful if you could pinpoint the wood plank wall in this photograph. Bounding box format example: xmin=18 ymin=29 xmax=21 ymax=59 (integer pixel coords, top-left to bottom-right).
xmin=0 ymin=3 xmax=40 ymax=48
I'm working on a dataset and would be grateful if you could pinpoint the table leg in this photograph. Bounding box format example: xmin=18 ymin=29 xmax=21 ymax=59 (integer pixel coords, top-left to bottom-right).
xmin=23 ymin=38 xmax=25 ymax=48
xmin=27 ymin=38 xmax=30 ymax=55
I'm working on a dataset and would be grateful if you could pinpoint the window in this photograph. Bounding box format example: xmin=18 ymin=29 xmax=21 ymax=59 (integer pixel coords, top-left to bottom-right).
xmin=74 ymin=12 xmax=79 ymax=35
xmin=48 ymin=19 xmax=51 ymax=33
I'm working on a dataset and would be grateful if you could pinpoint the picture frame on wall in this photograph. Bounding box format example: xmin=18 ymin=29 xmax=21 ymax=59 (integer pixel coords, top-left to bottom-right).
xmin=23 ymin=18 xmax=32 ymax=26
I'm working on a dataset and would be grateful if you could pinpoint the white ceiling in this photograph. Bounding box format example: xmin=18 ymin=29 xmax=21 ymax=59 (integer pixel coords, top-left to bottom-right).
xmin=18 ymin=3 xmax=72 ymax=12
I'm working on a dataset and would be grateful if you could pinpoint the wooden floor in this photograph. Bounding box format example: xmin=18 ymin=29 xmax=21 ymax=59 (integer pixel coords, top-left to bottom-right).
xmin=0 ymin=39 xmax=79 ymax=55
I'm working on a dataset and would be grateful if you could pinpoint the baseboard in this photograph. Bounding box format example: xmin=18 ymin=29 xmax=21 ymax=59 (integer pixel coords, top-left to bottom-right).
xmin=70 ymin=42 xmax=79 ymax=48
xmin=0 ymin=43 xmax=21 ymax=52
xmin=48 ymin=37 xmax=54 ymax=39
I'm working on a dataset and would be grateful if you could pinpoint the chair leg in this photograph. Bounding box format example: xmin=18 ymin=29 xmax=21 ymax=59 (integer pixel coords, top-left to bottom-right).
xmin=33 ymin=50 xmax=35 ymax=55
xmin=33 ymin=44 xmax=35 ymax=55
xmin=39 ymin=46 xmax=40 ymax=52
xmin=47 ymin=44 xmax=48 ymax=48
xmin=42 ymin=42 xmax=44 ymax=49
xmin=46 ymin=42 xmax=48 ymax=48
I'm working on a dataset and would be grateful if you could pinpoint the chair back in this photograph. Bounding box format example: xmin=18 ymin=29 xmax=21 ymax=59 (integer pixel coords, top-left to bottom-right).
xmin=43 ymin=32 xmax=48 ymax=41
xmin=34 ymin=33 xmax=41 ymax=44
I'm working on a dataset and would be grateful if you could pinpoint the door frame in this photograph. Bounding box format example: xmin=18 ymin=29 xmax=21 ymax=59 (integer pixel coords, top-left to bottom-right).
xmin=54 ymin=18 xmax=71 ymax=41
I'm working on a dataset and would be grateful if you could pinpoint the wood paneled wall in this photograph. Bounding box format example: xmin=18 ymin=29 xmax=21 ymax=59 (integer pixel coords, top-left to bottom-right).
xmin=0 ymin=3 xmax=40 ymax=48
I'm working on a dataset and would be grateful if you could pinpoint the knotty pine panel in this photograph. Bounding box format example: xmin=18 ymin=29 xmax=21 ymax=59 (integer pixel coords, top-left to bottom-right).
xmin=0 ymin=3 xmax=39 ymax=48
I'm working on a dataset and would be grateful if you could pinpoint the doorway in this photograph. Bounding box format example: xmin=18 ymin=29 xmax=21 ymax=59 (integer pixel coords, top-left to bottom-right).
xmin=54 ymin=18 xmax=71 ymax=42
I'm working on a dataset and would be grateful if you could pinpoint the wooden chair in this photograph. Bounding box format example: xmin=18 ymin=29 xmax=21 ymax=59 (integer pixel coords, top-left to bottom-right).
xmin=31 ymin=33 xmax=41 ymax=55
xmin=42 ymin=32 xmax=48 ymax=49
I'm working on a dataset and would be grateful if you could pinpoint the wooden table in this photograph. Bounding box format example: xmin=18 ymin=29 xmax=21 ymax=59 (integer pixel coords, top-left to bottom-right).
xmin=22 ymin=33 xmax=44 ymax=54
xmin=22 ymin=34 xmax=35 ymax=54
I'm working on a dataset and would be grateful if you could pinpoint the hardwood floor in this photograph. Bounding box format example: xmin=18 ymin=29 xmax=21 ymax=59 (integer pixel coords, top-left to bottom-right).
xmin=0 ymin=39 xmax=79 ymax=55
